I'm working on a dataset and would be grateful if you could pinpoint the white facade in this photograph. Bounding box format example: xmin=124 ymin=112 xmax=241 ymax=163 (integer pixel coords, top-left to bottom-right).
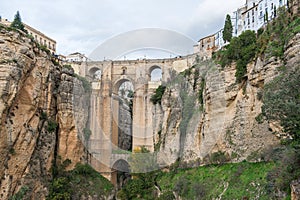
xmin=232 ymin=0 xmax=288 ymax=37
xmin=66 ymin=52 xmax=88 ymax=63
xmin=214 ymin=29 xmax=225 ymax=50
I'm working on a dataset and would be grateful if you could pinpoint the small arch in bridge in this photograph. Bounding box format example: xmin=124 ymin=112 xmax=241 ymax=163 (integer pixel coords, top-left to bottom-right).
xmin=88 ymin=67 xmax=102 ymax=80
xmin=112 ymin=159 xmax=130 ymax=173
xmin=111 ymin=159 xmax=131 ymax=188
xmin=149 ymin=66 xmax=162 ymax=81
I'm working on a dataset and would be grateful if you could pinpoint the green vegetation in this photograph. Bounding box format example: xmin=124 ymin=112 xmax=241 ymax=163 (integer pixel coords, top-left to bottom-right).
xmin=118 ymin=161 xmax=279 ymax=200
xmin=119 ymin=147 xmax=160 ymax=200
xmin=9 ymin=147 xmax=16 ymax=155
xmin=9 ymin=186 xmax=29 ymax=200
xmin=74 ymin=74 xmax=92 ymax=93
xmin=10 ymin=11 xmax=26 ymax=32
xmin=223 ymin=14 xmax=233 ymax=43
xmin=215 ymin=7 xmax=300 ymax=82
xmin=262 ymin=66 xmax=300 ymax=145
xmin=40 ymin=112 xmax=48 ymax=120
xmin=48 ymin=163 xmax=113 ymax=200
xmin=165 ymin=161 xmax=296 ymax=199
xmin=198 ymin=77 xmax=205 ymax=110
xmin=83 ymin=128 xmax=91 ymax=141
xmin=39 ymin=44 xmax=51 ymax=55
xmin=47 ymin=119 xmax=58 ymax=133
xmin=257 ymin=7 xmax=296 ymax=60
xmin=266 ymin=147 xmax=300 ymax=198
xmin=210 ymin=151 xmax=230 ymax=164
xmin=62 ymin=64 xmax=73 ymax=71
xmin=112 ymin=149 xmax=132 ymax=154
xmin=179 ymin=90 xmax=196 ymax=136
xmin=150 ymin=85 xmax=166 ymax=104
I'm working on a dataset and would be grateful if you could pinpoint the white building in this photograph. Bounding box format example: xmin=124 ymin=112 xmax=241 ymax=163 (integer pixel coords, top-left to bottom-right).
xmin=214 ymin=29 xmax=225 ymax=50
xmin=232 ymin=0 xmax=288 ymax=36
xmin=66 ymin=52 xmax=88 ymax=63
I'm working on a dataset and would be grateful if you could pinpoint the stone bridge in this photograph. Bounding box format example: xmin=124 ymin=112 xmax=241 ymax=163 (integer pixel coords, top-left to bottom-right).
xmin=71 ymin=55 xmax=196 ymax=183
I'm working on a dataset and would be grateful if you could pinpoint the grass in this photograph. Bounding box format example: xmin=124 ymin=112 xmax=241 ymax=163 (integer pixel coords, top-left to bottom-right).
xmin=157 ymin=162 xmax=276 ymax=200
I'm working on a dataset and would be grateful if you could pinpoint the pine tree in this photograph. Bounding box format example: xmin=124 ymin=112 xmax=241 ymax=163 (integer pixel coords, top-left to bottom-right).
xmin=10 ymin=11 xmax=26 ymax=32
xmin=223 ymin=14 xmax=233 ymax=43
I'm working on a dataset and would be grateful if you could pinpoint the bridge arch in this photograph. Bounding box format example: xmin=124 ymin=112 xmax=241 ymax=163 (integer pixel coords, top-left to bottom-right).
xmin=111 ymin=159 xmax=131 ymax=187
xmin=149 ymin=65 xmax=163 ymax=81
xmin=113 ymin=78 xmax=135 ymax=94
xmin=88 ymin=67 xmax=102 ymax=80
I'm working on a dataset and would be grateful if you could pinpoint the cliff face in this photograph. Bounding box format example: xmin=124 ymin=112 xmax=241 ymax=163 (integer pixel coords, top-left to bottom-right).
xmin=0 ymin=28 xmax=89 ymax=199
xmin=153 ymin=32 xmax=300 ymax=166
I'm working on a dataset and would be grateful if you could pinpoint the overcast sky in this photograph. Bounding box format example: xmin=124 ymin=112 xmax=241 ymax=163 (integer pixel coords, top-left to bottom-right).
xmin=0 ymin=0 xmax=244 ymax=57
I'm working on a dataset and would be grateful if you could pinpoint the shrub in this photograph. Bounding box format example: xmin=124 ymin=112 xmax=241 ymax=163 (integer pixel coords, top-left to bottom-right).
xmin=210 ymin=151 xmax=229 ymax=164
xmin=173 ymin=176 xmax=189 ymax=196
xmin=9 ymin=186 xmax=29 ymax=200
xmin=198 ymin=78 xmax=205 ymax=108
xmin=40 ymin=112 xmax=47 ymax=120
xmin=39 ymin=44 xmax=51 ymax=54
xmin=150 ymin=85 xmax=166 ymax=104
xmin=62 ymin=64 xmax=73 ymax=70
xmin=214 ymin=30 xmax=256 ymax=82
xmin=47 ymin=120 xmax=58 ymax=133
xmin=158 ymin=191 xmax=175 ymax=200
xmin=255 ymin=113 xmax=264 ymax=124
xmin=262 ymin=67 xmax=300 ymax=144
xmin=75 ymin=74 xmax=92 ymax=93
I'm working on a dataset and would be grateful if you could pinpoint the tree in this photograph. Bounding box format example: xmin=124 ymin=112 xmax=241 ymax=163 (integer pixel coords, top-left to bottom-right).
xmin=10 ymin=11 xmax=26 ymax=32
xmin=223 ymin=14 xmax=233 ymax=43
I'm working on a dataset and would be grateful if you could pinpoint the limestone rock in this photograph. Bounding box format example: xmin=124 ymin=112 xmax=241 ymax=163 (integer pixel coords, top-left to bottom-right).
xmin=0 ymin=28 xmax=89 ymax=199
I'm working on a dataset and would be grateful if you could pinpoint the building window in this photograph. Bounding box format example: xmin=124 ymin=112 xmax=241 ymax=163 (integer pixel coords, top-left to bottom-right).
xmin=253 ymin=16 xmax=255 ymax=22
xmin=271 ymin=3 xmax=273 ymax=9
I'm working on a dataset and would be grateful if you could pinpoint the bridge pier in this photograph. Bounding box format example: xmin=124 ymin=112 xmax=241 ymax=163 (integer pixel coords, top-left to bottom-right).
xmin=75 ymin=56 xmax=196 ymax=183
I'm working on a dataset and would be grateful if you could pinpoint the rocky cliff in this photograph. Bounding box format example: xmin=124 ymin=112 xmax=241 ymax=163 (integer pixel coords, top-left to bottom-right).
xmin=153 ymin=31 xmax=300 ymax=166
xmin=0 ymin=27 xmax=89 ymax=199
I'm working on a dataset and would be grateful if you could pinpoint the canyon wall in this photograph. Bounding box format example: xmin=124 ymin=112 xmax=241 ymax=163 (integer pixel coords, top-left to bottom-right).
xmin=0 ymin=28 xmax=89 ymax=199
xmin=153 ymin=32 xmax=300 ymax=166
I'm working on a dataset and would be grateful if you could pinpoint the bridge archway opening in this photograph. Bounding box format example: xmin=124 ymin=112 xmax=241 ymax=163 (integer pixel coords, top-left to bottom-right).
xmin=88 ymin=67 xmax=102 ymax=80
xmin=111 ymin=159 xmax=131 ymax=188
xmin=149 ymin=66 xmax=162 ymax=81
xmin=112 ymin=79 xmax=134 ymax=152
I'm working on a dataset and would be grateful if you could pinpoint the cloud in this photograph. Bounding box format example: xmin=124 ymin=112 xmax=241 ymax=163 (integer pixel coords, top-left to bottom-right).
xmin=0 ymin=0 xmax=245 ymax=56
